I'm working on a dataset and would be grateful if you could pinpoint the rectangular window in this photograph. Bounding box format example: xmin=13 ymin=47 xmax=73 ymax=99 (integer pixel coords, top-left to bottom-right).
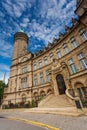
xmin=79 ymin=29 xmax=87 ymax=41
xmin=21 ymin=77 xmax=27 ymax=88
xmin=44 ymin=57 xmax=48 ymax=65
xmin=33 ymin=62 xmax=37 ymax=70
xmin=70 ymin=37 xmax=78 ymax=49
xmin=63 ymin=44 xmax=69 ymax=54
xmin=46 ymin=70 xmax=51 ymax=83
xmin=50 ymin=53 xmax=54 ymax=62
xmin=21 ymin=66 xmax=27 ymax=73
xmin=40 ymin=72 xmax=45 ymax=84
xmin=68 ymin=59 xmax=77 ymax=74
xmin=78 ymin=53 xmax=87 ymax=69
xmin=39 ymin=60 xmax=42 ymax=68
xmin=56 ymin=50 xmax=62 ymax=58
xmin=34 ymin=75 xmax=38 ymax=86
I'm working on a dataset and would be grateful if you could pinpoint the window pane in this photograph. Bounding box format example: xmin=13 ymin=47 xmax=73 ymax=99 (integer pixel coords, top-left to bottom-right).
xmin=78 ymin=53 xmax=84 ymax=59
xmin=63 ymin=44 xmax=69 ymax=54
xmin=46 ymin=70 xmax=51 ymax=82
xmin=44 ymin=57 xmax=48 ymax=65
xmin=21 ymin=66 xmax=27 ymax=73
xmin=39 ymin=60 xmax=42 ymax=68
xmin=50 ymin=54 xmax=54 ymax=62
xmin=81 ymin=33 xmax=87 ymax=41
xmin=80 ymin=59 xmax=87 ymax=69
xmin=68 ymin=59 xmax=73 ymax=65
xmin=56 ymin=50 xmax=62 ymax=58
xmin=40 ymin=73 xmax=45 ymax=84
xmin=71 ymin=64 xmax=77 ymax=73
xmin=79 ymin=29 xmax=87 ymax=41
xmin=71 ymin=40 xmax=78 ymax=48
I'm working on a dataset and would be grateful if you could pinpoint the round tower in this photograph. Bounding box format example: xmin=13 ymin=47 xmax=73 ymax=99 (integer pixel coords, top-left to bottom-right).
xmin=12 ymin=32 xmax=29 ymax=60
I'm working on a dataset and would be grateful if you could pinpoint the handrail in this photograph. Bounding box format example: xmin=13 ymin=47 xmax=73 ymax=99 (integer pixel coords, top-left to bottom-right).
xmin=65 ymin=88 xmax=79 ymax=100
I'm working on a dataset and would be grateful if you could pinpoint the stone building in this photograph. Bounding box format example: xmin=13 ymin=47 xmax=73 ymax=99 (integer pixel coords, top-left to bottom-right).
xmin=3 ymin=0 xmax=87 ymax=108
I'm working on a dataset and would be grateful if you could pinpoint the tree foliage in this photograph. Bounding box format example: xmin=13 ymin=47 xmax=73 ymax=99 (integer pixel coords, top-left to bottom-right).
xmin=0 ymin=80 xmax=5 ymax=105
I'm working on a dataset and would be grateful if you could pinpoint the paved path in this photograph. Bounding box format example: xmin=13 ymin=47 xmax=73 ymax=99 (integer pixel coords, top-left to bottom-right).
xmin=0 ymin=117 xmax=47 ymax=130
xmin=0 ymin=110 xmax=87 ymax=130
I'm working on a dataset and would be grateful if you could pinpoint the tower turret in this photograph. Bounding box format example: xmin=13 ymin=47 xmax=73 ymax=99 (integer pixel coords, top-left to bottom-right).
xmin=12 ymin=32 xmax=28 ymax=60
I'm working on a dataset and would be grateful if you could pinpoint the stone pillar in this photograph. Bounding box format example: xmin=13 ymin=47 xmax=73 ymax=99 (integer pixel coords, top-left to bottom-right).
xmin=61 ymin=62 xmax=71 ymax=89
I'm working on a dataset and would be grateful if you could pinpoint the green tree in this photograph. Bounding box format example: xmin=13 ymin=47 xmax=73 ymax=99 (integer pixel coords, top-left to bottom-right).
xmin=0 ymin=80 xmax=5 ymax=105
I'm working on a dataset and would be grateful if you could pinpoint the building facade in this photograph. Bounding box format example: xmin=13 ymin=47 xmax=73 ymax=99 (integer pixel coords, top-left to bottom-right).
xmin=3 ymin=0 xmax=87 ymax=108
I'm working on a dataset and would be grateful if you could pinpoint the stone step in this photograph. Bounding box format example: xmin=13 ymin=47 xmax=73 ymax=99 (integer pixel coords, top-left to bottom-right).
xmin=39 ymin=94 xmax=75 ymax=108
xmin=24 ymin=107 xmax=84 ymax=116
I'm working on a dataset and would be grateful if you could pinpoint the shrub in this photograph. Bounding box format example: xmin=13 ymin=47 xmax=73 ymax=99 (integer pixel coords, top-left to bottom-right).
xmin=31 ymin=99 xmax=36 ymax=108
xmin=83 ymin=100 xmax=87 ymax=107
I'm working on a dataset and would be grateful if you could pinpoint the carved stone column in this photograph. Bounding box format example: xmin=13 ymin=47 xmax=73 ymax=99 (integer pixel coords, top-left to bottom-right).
xmin=61 ymin=62 xmax=71 ymax=89
xmin=51 ymin=59 xmax=62 ymax=96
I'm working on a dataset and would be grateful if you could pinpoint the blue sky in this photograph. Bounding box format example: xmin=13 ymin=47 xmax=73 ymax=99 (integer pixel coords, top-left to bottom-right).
xmin=0 ymin=0 xmax=77 ymax=83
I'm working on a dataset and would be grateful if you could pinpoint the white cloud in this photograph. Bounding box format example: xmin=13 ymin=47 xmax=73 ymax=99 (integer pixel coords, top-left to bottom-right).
xmin=23 ymin=0 xmax=76 ymax=47
xmin=0 ymin=64 xmax=9 ymax=71
xmin=20 ymin=18 xmax=30 ymax=28
xmin=2 ymin=0 xmax=28 ymax=18
xmin=1 ymin=0 xmax=77 ymax=51
xmin=0 ymin=40 xmax=13 ymax=58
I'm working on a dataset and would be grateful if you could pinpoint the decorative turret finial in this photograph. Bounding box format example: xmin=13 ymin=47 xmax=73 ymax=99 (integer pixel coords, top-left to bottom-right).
xmin=72 ymin=18 xmax=78 ymax=25
xmin=65 ymin=26 xmax=70 ymax=33
xmin=59 ymin=32 xmax=63 ymax=38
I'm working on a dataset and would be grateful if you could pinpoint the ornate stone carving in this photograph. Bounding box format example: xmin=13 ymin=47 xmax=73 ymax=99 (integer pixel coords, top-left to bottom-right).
xmin=51 ymin=58 xmax=62 ymax=74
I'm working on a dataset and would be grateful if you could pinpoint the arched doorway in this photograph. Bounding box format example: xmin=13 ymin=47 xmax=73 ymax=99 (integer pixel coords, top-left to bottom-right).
xmin=56 ymin=74 xmax=66 ymax=95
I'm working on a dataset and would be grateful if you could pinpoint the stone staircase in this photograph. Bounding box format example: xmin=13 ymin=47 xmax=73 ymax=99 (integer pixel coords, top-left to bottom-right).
xmin=24 ymin=107 xmax=84 ymax=116
xmin=38 ymin=94 xmax=75 ymax=108
xmin=24 ymin=94 xmax=83 ymax=116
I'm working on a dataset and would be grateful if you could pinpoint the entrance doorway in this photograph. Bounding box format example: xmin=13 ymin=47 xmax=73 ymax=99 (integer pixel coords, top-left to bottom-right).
xmin=56 ymin=74 xmax=66 ymax=95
